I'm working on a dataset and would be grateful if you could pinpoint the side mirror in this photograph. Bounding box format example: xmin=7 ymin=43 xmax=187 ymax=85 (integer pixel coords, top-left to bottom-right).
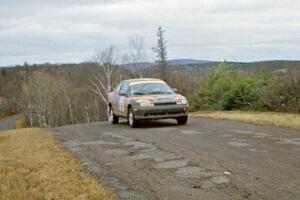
xmin=172 ymin=88 xmax=178 ymax=93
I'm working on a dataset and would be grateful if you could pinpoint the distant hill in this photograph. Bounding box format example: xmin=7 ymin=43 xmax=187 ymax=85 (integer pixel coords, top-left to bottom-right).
xmin=167 ymin=59 xmax=213 ymax=66
xmin=122 ymin=59 xmax=300 ymax=77
xmin=122 ymin=62 xmax=154 ymax=71
xmin=169 ymin=60 xmax=300 ymax=76
xmin=121 ymin=59 xmax=214 ymax=71
xmin=2 ymin=59 xmax=299 ymax=78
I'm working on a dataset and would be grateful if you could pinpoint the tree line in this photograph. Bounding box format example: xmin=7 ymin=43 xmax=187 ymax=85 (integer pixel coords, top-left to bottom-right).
xmin=0 ymin=27 xmax=193 ymax=127
xmin=190 ymin=63 xmax=300 ymax=113
xmin=0 ymin=27 xmax=299 ymax=128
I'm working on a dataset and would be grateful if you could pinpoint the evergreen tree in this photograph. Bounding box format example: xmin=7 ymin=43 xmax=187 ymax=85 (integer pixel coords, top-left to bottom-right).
xmin=1 ymin=68 xmax=6 ymax=77
xmin=152 ymin=27 xmax=168 ymax=81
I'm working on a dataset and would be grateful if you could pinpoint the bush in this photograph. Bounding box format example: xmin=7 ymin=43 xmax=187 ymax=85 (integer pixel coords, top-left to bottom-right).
xmin=222 ymin=89 xmax=240 ymax=110
xmin=260 ymin=71 xmax=300 ymax=113
xmin=190 ymin=63 xmax=271 ymax=111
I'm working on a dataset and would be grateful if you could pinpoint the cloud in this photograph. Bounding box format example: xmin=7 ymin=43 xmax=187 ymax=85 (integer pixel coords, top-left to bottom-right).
xmin=0 ymin=0 xmax=300 ymax=66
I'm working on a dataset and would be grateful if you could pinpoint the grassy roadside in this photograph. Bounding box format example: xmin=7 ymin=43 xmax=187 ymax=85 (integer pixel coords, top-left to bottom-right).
xmin=190 ymin=111 xmax=300 ymax=129
xmin=0 ymin=128 xmax=113 ymax=200
xmin=14 ymin=119 xmax=27 ymax=129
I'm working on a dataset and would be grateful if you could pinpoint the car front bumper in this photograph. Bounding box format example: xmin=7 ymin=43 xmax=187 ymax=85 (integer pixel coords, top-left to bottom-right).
xmin=133 ymin=105 xmax=188 ymax=120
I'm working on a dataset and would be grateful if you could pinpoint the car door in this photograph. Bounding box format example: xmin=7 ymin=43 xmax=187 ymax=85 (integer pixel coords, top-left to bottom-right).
xmin=116 ymin=82 xmax=129 ymax=117
xmin=111 ymin=83 xmax=122 ymax=114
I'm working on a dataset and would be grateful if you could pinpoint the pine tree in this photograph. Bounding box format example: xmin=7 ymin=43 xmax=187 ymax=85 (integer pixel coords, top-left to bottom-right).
xmin=152 ymin=27 xmax=168 ymax=81
xmin=1 ymin=68 xmax=6 ymax=77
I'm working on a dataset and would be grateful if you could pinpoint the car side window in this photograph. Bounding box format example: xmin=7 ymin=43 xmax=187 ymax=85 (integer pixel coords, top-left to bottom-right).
xmin=114 ymin=83 xmax=122 ymax=94
xmin=119 ymin=82 xmax=129 ymax=94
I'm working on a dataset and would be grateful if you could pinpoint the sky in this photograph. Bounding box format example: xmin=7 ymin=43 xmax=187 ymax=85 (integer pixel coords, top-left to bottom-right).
xmin=1 ymin=0 xmax=300 ymax=66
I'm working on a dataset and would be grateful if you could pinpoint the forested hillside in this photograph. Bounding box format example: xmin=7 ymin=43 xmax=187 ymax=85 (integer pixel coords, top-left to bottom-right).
xmin=0 ymin=61 xmax=196 ymax=127
xmin=171 ymin=60 xmax=300 ymax=78
xmin=190 ymin=63 xmax=300 ymax=113
xmin=0 ymin=62 xmax=130 ymax=126
xmin=1 ymin=60 xmax=299 ymax=127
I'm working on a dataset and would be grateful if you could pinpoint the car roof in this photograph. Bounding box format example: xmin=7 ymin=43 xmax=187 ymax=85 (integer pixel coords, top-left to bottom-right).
xmin=123 ymin=78 xmax=165 ymax=85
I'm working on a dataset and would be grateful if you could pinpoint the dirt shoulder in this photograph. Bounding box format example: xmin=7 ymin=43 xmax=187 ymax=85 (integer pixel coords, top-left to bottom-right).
xmin=0 ymin=128 xmax=113 ymax=200
xmin=190 ymin=111 xmax=300 ymax=129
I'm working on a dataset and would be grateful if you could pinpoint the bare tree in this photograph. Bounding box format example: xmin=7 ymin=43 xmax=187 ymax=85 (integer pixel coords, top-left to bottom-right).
xmin=152 ymin=26 xmax=168 ymax=81
xmin=128 ymin=35 xmax=147 ymax=78
xmin=90 ymin=45 xmax=120 ymax=105
xmin=60 ymin=81 xmax=74 ymax=124
xmin=20 ymin=73 xmax=69 ymax=127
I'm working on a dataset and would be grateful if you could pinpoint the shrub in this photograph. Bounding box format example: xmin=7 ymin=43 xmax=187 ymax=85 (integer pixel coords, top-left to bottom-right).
xmin=222 ymin=89 xmax=240 ymax=110
xmin=260 ymin=70 xmax=300 ymax=113
xmin=190 ymin=63 xmax=272 ymax=111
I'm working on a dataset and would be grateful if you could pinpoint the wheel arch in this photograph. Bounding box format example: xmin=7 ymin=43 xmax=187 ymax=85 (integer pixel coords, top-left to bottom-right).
xmin=127 ymin=104 xmax=132 ymax=114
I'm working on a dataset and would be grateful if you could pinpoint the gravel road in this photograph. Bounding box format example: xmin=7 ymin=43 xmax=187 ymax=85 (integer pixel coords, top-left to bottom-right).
xmin=0 ymin=114 xmax=23 ymax=131
xmin=50 ymin=118 xmax=300 ymax=200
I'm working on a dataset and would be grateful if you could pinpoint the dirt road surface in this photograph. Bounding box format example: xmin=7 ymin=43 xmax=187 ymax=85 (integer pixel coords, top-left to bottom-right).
xmin=50 ymin=118 xmax=300 ymax=200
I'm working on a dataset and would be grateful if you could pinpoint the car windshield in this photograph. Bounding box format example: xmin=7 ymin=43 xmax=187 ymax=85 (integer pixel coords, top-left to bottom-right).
xmin=129 ymin=82 xmax=174 ymax=96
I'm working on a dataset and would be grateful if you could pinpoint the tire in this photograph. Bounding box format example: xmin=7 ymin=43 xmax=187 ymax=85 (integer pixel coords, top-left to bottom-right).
xmin=176 ymin=116 xmax=188 ymax=125
xmin=128 ymin=108 xmax=138 ymax=128
xmin=108 ymin=106 xmax=119 ymax=124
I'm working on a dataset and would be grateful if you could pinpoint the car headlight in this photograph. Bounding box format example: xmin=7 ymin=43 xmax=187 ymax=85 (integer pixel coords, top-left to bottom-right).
xmin=181 ymin=99 xmax=188 ymax=104
xmin=140 ymin=102 xmax=150 ymax=107
xmin=136 ymin=99 xmax=153 ymax=107
xmin=176 ymin=98 xmax=188 ymax=105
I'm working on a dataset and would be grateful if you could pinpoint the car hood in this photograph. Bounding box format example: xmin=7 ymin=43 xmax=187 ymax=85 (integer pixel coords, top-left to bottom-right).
xmin=129 ymin=94 xmax=186 ymax=103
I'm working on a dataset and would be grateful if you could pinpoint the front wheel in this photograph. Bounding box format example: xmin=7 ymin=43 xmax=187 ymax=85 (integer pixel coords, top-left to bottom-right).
xmin=176 ymin=116 xmax=188 ymax=125
xmin=108 ymin=106 xmax=119 ymax=124
xmin=128 ymin=108 xmax=138 ymax=128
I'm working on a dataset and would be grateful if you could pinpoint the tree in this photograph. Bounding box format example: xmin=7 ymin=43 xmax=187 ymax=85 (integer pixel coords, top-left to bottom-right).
xmin=152 ymin=27 xmax=168 ymax=81
xmin=128 ymin=35 xmax=147 ymax=78
xmin=1 ymin=68 xmax=6 ymax=77
xmin=190 ymin=63 xmax=272 ymax=111
xmin=20 ymin=73 xmax=69 ymax=127
xmin=90 ymin=45 xmax=120 ymax=105
xmin=260 ymin=70 xmax=300 ymax=113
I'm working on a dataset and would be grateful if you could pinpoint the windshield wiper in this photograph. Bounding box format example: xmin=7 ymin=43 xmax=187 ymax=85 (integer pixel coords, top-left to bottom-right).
xmin=149 ymin=91 xmax=171 ymax=94
xmin=132 ymin=92 xmax=146 ymax=95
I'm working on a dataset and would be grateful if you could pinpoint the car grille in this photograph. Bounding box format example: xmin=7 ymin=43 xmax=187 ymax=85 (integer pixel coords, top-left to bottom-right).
xmin=144 ymin=109 xmax=184 ymax=116
xmin=154 ymin=102 xmax=177 ymax=106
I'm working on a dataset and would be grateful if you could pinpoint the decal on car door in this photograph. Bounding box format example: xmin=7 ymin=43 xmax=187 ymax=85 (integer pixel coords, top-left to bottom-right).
xmin=119 ymin=96 xmax=125 ymax=112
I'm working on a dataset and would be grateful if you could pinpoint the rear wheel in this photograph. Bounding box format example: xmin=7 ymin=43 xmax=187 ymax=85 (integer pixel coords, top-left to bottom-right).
xmin=108 ymin=106 xmax=119 ymax=124
xmin=176 ymin=116 xmax=188 ymax=125
xmin=128 ymin=108 xmax=138 ymax=128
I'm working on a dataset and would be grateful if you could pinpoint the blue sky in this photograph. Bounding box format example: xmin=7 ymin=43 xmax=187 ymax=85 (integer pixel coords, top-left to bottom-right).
xmin=1 ymin=0 xmax=300 ymax=66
